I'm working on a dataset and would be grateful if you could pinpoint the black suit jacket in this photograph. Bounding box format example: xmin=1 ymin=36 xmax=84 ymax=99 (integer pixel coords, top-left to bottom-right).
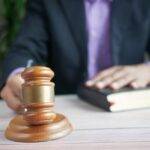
xmin=1 ymin=0 xmax=150 ymax=94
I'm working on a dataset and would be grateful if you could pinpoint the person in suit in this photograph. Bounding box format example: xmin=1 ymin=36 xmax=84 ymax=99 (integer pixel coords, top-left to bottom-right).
xmin=0 ymin=0 xmax=150 ymax=111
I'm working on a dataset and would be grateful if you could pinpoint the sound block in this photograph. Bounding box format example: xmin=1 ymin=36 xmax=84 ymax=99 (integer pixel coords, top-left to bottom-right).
xmin=5 ymin=114 xmax=73 ymax=142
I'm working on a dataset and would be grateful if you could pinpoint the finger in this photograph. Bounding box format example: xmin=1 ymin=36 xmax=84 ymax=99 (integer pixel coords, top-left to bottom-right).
xmin=12 ymin=84 xmax=22 ymax=100
xmin=95 ymin=69 xmax=128 ymax=89
xmin=110 ymin=75 xmax=135 ymax=90
xmin=7 ymin=74 xmax=24 ymax=99
xmin=130 ymin=80 xmax=148 ymax=89
xmin=95 ymin=76 xmax=115 ymax=89
xmin=1 ymin=86 xmax=21 ymax=111
xmin=86 ymin=66 xmax=121 ymax=86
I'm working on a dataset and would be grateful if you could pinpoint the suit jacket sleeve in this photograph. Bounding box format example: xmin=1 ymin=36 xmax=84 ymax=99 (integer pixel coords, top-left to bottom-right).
xmin=0 ymin=0 xmax=49 ymax=88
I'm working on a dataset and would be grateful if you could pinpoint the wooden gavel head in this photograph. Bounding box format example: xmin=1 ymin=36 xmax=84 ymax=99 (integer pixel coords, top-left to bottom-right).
xmin=21 ymin=66 xmax=56 ymax=125
xmin=5 ymin=66 xmax=73 ymax=142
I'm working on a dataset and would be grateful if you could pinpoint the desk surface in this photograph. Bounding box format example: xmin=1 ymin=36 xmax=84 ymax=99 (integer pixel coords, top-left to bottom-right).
xmin=0 ymin=95 xmax=150 ymax=150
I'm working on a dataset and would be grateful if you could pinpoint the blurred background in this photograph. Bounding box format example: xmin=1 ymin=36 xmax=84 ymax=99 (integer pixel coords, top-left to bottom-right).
xmin=0 ymin=0 xmax=149 ymax=72
xmin=0 ymin=0 xmax=26 ymax=66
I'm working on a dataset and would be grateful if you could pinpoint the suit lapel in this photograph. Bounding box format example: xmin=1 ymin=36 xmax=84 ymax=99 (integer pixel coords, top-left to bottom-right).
xmin=59 ymin=0 xmax=88 ymax=70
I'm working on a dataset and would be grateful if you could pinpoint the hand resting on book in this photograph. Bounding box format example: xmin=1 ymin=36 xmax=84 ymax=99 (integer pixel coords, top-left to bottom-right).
xmin=86 ymin=64 xmax=150 ymax=90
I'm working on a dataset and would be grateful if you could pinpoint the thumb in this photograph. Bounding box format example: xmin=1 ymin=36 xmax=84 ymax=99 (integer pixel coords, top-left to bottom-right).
xmin=7 ymin=73 xmax=24 ymax=100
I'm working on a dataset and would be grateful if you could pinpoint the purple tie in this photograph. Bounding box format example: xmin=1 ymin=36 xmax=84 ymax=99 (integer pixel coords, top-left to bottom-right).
xmin=85 ymin=0 xmax=112 ymax=79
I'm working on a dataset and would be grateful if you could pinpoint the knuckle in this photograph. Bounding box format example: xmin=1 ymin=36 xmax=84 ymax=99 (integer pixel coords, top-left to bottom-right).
xmin=111 ymin=75 xmax=116 ymax=80
xmin=117 ymin=80 xmax=124 ymax=86
xmin=124 ymin=76 xmax=130 ymax=81
xmin=113 ymin=72 xmax=122 ymax=79
xmin=101 ymin=70 xmax=108 ymax=76
xmin=104 ymin=77 xmax=113 ymax=83
xmin=118 ymin=77 xmax=129 ymax=86
xmin=124 ymin=76 xmax=132 ymax=83
xmin=106 ymin=77 xmax=112 ymax=83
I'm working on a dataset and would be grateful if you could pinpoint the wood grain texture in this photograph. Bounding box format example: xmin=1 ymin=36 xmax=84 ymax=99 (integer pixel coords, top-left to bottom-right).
xmin=5 ymin=114 xmax=72 ymax=142
xmin=1 ymin=95 xmax=150 ymax=149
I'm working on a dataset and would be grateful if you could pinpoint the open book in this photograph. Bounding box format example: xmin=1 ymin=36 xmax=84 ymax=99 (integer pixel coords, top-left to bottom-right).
xmin=78 ymin=85 xmax=150 ymax=112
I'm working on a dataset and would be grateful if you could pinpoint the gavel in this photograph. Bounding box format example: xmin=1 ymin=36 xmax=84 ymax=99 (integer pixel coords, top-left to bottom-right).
xmin=5 ymin=66 xmax=72 ymax=142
